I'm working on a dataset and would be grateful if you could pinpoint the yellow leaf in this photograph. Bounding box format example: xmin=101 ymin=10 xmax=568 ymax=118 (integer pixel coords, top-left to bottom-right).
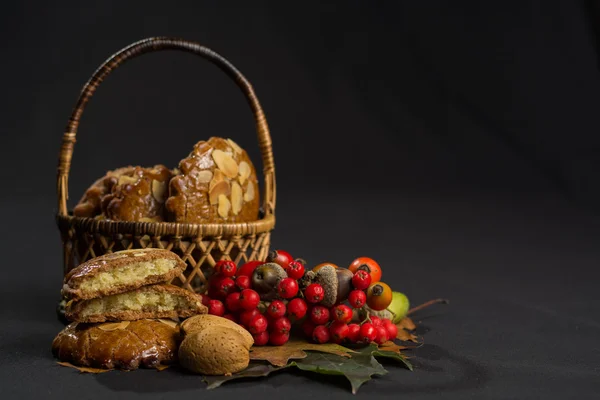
xmin=250 ymin=339 xmax=355 ymax=367
xmin=57 ymin=362 xmax=112 ymax=374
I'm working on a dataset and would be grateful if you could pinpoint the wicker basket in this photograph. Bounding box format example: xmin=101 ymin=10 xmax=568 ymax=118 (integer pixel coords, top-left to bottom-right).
xmin=56 ymin=37 xmax=276 ymax=294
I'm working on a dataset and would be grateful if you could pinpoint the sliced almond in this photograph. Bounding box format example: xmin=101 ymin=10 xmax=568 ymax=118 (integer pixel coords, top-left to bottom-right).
xmin=117 ymin=175 xmax=138 ymax=186
xmin=209 ymin=169 xmax=225 ymax=191
xmin=209 ymin=180 xmax=231 ymax=205
xmin=227 ymin=138 xmax=243 ymax=154
xmin=151 ymin=180 xmax=167 ymax=203
xmin=98 ymin=321 xmax=130 ymax=331
xmin=231 ymin=182 xmax=243 ymax=215
xmin=133 ymin=252 xmax=147 ymax=257
xmin=193 ymin=170 xmax=213 ymax=184
xmin=238 ymin=161 xmax=251 ymax=185
xmin=218 ymin=194 xmax=231 ymax=218
xmin=212 ymin=149 xmax=238 ymax=178
xmin=157 ymin=319 xmax=179 ymax=329
xmin=244 ymin=181 xmax=255 ymax=202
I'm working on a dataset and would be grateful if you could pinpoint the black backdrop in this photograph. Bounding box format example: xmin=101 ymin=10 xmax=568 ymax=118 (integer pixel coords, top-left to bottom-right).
xmin=1 ymin=1 xmax=600 ymax=399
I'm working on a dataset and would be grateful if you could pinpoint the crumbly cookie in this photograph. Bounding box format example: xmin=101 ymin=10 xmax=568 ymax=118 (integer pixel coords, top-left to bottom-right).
xmin=62 ymin=248 xmax=186 ymax=301
xmin=52 ymin=319 xmax=180 ymax=370
xmin=65 ymin=284 xmax=207 ymax=323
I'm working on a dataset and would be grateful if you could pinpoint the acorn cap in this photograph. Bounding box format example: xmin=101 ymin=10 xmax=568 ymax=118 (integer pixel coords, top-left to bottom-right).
xmin=315 ymin=265 xmax=338 ymax=307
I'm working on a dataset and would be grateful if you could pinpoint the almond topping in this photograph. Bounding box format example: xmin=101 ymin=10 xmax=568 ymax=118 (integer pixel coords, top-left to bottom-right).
xmin=231 ymin=182 xmax=243 ymax=215
xmin=151 ymin=180 xmax=167 ymax=203
xmin=157 ymin=319 xmax=179 ymax=329
xmin=194 ymin=170 xmax=213 ymax=184
xmin=212 ymin=149 xmax=238 ymax=178
xmin=209 ymin=180 xmax=231 ymax=205
xmin=218 ymin=195 xmax=231 ymax=218
xmin=244 ymin=182 xmax=255 ymax=202
xmin=238 ymin=161 xmax=251 ymax=185
xmin=209 ymin=170 xmax=225 ymax=191
xmin=117 ymin=175 xmax=138 ymax=186
xmin=227 ymin=138 xmax=243 ymax=154
xmin=98 ymin=321 xmax=130 ymax=331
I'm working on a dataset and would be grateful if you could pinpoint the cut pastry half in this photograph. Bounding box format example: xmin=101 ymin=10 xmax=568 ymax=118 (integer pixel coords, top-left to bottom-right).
xmin=62 ymin=248 xmax=186 ymax=300
xmin=65 ymin=284 xmax=207 ymax=323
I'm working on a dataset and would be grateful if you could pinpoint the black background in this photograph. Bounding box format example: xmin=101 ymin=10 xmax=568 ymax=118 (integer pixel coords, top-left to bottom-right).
xmin=1 ymin=1 xmax=600 ymax=399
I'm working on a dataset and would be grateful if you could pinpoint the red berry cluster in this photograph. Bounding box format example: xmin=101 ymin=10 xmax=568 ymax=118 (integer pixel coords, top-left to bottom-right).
xmin=202 ymin=251 xmax=308 ymax=346
xmin=202 ymin=252 xmax=397 ymax=347
xmin=298 ymin=266 xmax=396 ymax=345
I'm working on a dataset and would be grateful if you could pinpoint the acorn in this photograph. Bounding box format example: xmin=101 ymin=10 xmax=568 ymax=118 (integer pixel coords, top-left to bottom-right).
xmin=251 ymin=262 xmax=287 ymax=301
xmin=314 ymin=265 xmax=354 ymax=307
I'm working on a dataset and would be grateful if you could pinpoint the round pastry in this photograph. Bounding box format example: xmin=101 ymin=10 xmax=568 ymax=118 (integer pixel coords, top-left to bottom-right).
xmin=102 ymin=165 xmax=173 ymax=222
xmin=165 ymin=137 xmax=260 ymax=223
xmin=73 ymin=166 xmax=135 ymax=218
xmin=52 ymin=319 xmax=180 ymax=370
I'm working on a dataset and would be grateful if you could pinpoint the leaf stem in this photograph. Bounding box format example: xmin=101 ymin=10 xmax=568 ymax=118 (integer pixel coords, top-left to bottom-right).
xmin=407 ymin=298 xmax=449 ymax=315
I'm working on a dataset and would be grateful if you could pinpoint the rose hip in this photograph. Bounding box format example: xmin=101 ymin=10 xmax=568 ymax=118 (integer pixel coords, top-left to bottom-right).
xmin=208 ymin=300 xmax=225 ymax=316
xmin=360 ymin=323 xmax=377 ymax=343
xmin=239 ymin=289 xmax=260 ymax=311
xmin=286 ymin=260 xmax=305 ymax=280
xmin=383 ymin=319 xmax=398 ymax=340
xmin=248 ymin=314 xmax=268 ymax=335
xmin=269 ymin=331 xmax=290 ymax=346
xmin=304 ymin=283 xmax=325 ymax=303
xmin=235 ymin=275 xmax=251 ymax=291
xmin=352 ymin=270 xmax=371 ymax=290
xmin=347 ymin=324 xmax=361 ymax=343
xmin=287 ymin=298 xmax=308 ymax=320
xmin=332 ymin=304 xmax=353 ymax=324
xmin=312 ymin=325 xmax=330 ymax=344
xmin=225 ymin=292 xmax=242 ymax=312
xmin=375 ymin=326 xmax=389 ymax=345
xmin=214 ymin=260 xmax=237 ymax=277
xmin=253 ymin=331 xmax=269 ymax=346
xmin=310 ymin=305 xmax=330 ymax=325
xmin=239 ymin=308 xmax=261 ymax=327
xmin=270 ymin=317 xmax=292 ymax=335
xmin=348 ymin=290 xmax=367 ymax=308
xmin=329 ymin=321 xmax=349 ymax=343
xmin=266 ymin=300 xmax=287 ymax=319
xmin=278 ymin=278 xmax=299 ymax=299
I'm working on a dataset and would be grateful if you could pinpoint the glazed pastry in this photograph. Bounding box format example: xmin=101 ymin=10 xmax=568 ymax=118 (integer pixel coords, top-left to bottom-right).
xmin=102 ymin=165 xmax=172 ymax=222
xmin=62 ymin=248 xmax=186 ymax=301
xmin=73 ymin=166 xmax=135 ymax=218
xmin=52 ymin=319 xmax=180 ymax=370
xmin=65 ymin=284 xmax=207 ymax=323
xmin=165 ymin=137 xmax=260 ymax=223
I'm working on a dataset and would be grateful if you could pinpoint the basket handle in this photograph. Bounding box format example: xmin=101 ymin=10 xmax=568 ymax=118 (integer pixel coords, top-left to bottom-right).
xmin=57 ymin=37 xmax=276 ymax=219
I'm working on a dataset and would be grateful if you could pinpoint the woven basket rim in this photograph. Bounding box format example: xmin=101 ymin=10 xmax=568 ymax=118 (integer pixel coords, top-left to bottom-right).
xmin=57 ymin=213 xmax=275 ymax=237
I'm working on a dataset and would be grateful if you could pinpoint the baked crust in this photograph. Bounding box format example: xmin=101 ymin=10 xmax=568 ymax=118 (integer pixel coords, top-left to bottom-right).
xmin=102 ymin=165 xmax=173 ymax=222
xmin=62 ymin=248 xmax=187 ymax=301
xmin=165 ymin=137 xmax=260 ymax=223
xmin=52 ymin=319 xmax=180 ymax=370
xmin=65 ymin=284 xmax=207 ymax=323
xmin=73 ymin=166 xmax=135 ymax=218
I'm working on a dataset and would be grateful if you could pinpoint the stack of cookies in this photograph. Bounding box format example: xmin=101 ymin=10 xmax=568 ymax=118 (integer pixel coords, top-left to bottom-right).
xmin=52 ymin=249 xmax=208 ymax=370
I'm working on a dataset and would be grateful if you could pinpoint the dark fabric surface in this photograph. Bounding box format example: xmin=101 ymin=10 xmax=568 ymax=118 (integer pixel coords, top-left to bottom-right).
xmin=1 ymin=1 xmax=600 ymax=399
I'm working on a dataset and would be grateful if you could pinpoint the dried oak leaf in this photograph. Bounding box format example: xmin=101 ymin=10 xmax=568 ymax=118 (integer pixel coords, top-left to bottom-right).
xmin=56 ymin=362 xmax=112 ymax=374
xmin=396 ymin=317 xmax=419 ymax=342
xmin=249 ymin=339 xmax=355 ymax=367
